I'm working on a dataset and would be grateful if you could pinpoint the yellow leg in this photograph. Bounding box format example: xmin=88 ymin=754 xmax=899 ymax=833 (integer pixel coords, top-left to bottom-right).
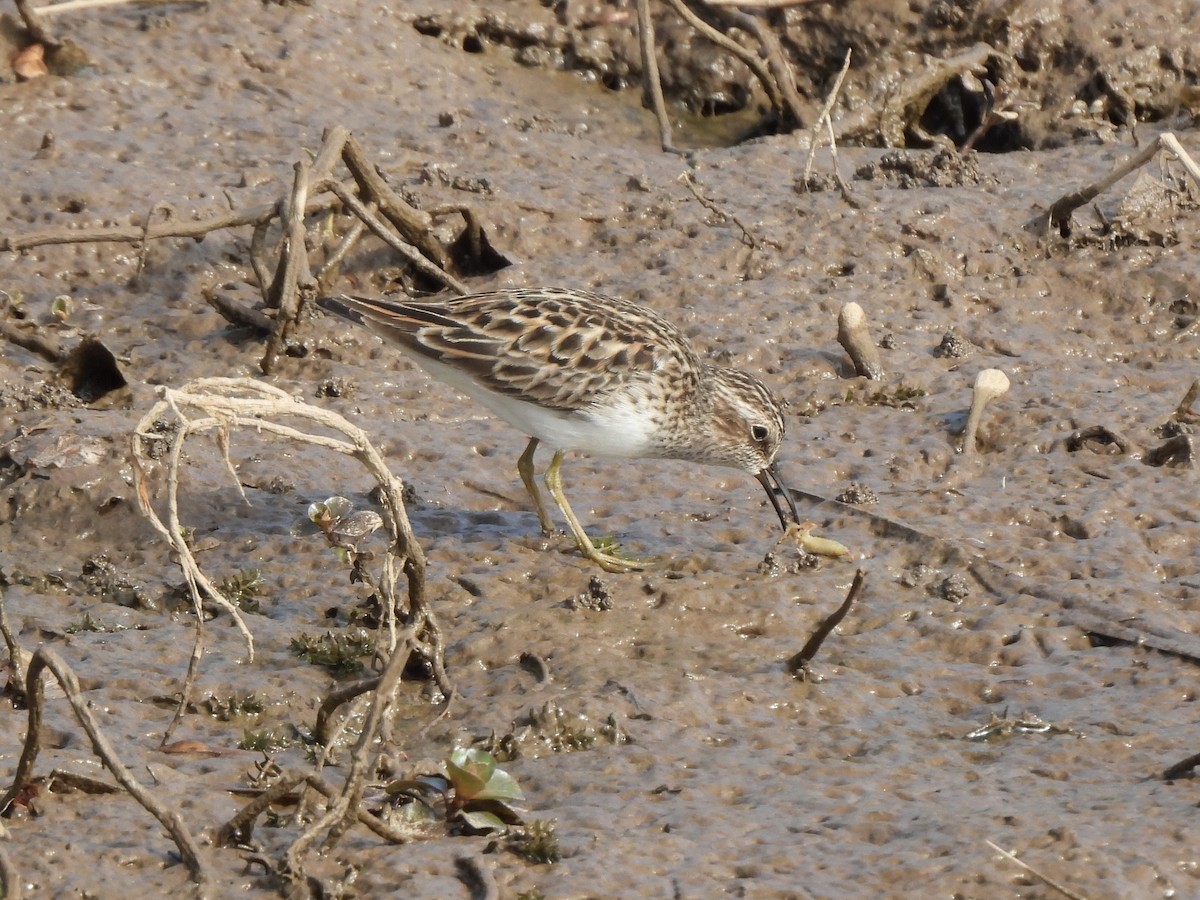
xmin=543 ymin=449 xmax=646 ymax=573
xmin=517 ymin=437 xmax=556 ymax=536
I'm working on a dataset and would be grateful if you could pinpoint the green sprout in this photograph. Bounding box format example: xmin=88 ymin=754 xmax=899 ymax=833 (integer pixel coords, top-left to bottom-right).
xmin=216 ymin=569 xmax=266 ymax=612
xmin=508 ymin=818 xmax=560 ymax=864
xmin=50 ymin=294 xmax=73 ymax=322
xmin=200 ymin=693 xmax=267 ymax=721
xmin=64 ymin=612 xmax=125 ymax=634
xmin=386 ymin=748 xmax=525 ymax=835
xmin=290 ymin=629 xmax=376 ymax=675
xmin=237 ymin=729 xmax=289 ymax=752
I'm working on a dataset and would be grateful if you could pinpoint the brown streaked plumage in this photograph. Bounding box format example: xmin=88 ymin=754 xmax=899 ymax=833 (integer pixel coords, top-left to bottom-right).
xmin=317 ymin=287 xmax=798 ymax=571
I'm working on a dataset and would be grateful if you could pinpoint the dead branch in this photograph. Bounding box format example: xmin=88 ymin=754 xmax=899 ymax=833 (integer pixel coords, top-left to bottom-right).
xmin=1174 ymin=379 xmax=1200 ymax=418
xmin=260 ymin=159 xmax=317 ymax=371
xmin=0 ymin=580 xmax=26 ymax=700
xmin=1 ymin=125 xmax=503 ymax=375
xmin=0 ymin=192 xmax=340 ymax=252
xmin=635 ymin=0 xmax=811 ymax=151
xmin=131 ymin=378 xmax=449 ymax=742
xmin=801 ymin=48 xmax=855 ymax=203
xmin=216 ymin=771 xmax=310 ymax=848
xmin=662 ymin=0 xmax=782 ymax=114
xmin=985 ymin=840 xmax=1088 ymax=900
xmin=313 ymin=675 xmax=382 ymax=746
xmin=709 ymin=4 xmax=805 ymax=128
xmin=787 ymin=568 xmax=865 ymax=678
xmin=1162 ymin=750 xmax=1200 ymax=781
xmin=455 ymin=855 xmax=500 ymax=900
xmin=1044 ymin=131 xmax=1200 ymax=235
xmin=838 ymin=43 xmax=998 ymax=147
xmin=13 ymin=0 xmax=57 ymax=46
xmin=700 ymin=0 xmax=814 ymax=5
xmin=33 ymin=0 xmax=207 ymax=13
xmin=635 ymin=0 xmax=678 ymax=154
xmin=340 ymin=134 xmax=451 ymax=272
xmin=203 ymin=288 xmax=274 ymax=333
xmin=0 ymin=842 xmax=20 ymax=900
xmin=325 ymin=180 xmax=468 ymax=295
xmin=0 ymin=647 xmax=209 ymax=891
xmin=283 ymin=628 xmax=425 ymax=880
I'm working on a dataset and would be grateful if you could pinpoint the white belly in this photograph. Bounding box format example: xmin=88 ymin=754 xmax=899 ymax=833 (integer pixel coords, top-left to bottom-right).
xmin=409 ymin=355 xmax=657 ymax=458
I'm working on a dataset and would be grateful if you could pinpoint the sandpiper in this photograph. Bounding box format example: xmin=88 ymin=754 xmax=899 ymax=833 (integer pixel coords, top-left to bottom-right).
xmin=318 ymin=287 xmax=799 ymax=572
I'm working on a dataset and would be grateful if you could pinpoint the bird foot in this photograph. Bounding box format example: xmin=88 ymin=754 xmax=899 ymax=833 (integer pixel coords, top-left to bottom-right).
xmin=577 ymin=536 xmax=652 ymax=573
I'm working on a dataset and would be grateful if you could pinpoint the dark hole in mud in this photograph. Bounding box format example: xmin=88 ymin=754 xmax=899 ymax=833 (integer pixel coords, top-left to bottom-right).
xmin=697 ymin=86 xmax=748 ymax=118
xmin=601 ymin=71 xmax=625 ymax=91
xmin=462 ymin=34 xmax=483 ymax=54
xmin=444 ymin=224 xmax=514 ymax=281
xmin=413 ymin=18 xmax=441 ymax=38
xmin=916 ymin=77 xmax=993 ymax=151
xmin=59 ymin=337 xmax=128 ymax=404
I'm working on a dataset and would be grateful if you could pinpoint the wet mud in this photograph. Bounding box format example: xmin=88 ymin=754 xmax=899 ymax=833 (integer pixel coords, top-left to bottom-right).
xmin=2 ymin=1 xmax=1200 ymax=897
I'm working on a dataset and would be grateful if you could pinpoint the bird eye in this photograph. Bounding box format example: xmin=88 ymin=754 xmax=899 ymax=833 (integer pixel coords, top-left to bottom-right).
xmin=750 ymin=424 xmax=770 ymax=443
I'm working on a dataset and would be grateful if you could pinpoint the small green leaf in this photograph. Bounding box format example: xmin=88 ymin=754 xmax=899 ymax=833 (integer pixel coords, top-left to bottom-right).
xmin=446 ymin=748 xmax=495 ymax=799
xmin=476 ymin=768 xmax=524 ymax=802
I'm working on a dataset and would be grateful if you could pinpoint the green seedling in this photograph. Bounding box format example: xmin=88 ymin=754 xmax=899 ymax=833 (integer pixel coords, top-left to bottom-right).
xmin=290 ymin=629 xmax=375 ymax=675
xmin=216 ymin=569 xmax=266 ymax=612
xmin=200 ymin=692 xmax=267 ymax=721
xmin=508 ymin=818 xmax=560 ymax=864
xmin=238 ymin=729 xmax=289 ymax=752
xmin=386 ymin=747 xmax=525 ymax=834
xmin=65 ymin=612 xmax=125 ymax=634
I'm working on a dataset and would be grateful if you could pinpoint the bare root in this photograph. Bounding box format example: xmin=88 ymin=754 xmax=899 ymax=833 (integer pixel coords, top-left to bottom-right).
xmin=0 ymin=648 xmax=209 ymax=892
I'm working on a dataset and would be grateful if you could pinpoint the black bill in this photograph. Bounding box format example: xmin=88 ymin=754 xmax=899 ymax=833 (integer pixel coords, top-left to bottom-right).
xmin=755 ymin=463 xmax=800 ymax=530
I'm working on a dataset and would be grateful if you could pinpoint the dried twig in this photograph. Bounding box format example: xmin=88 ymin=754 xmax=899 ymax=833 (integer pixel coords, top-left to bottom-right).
xmin=216 ymin=771 xmax=310 ymax=848
xmin=33 ymin=0 xmax=205 ymax=13
xmin=678 ymin=172 xmax=763 ymax=249
xmin=1174 ymin=379 xmax=1200 ymax=418
xmin=802 ymin=48 xmax=854 ymax=202
xmin=985 ymin=840 xmax=1089 ymax=900
xmin=710 ymin=5 xmax=805 ymax=128
xmin=0 ymin=581 xmax=25 ymax=695
xmin=13 ymin=0 xmax=56 ymax=45
xmin=1162 ymin=750 xmax=1200 ymax=781
xmin=0 ymin=192 xmax=341 ymax=252
xmin=313 ymin=675 xmax=382 ymax=746
xmin=0 ymin=842 xmax=21 ymax=900
xmin=325 ymin=180 xmax=468 ymax=295
xmin=787 ymin=569 xmax=865 ymax=677
xmin=635 ymin=0 xmax=678 ymax=154
xmin=700 ymin=0 xmax=814 ymax=5
xmin=0 ymin=648 xmax=209 ymax=890
xmin=131 ymin=378 xmax=448 ymax=740
xmin=1045 ymin=132 xmax=1200 ymax=235
xmin=260 ymin=159 xmax=316 ymax=372
xmin=2 ymin=125 xmax=498 ymax=376
xmin=661 ymin=0 xmax=783 ymax=114
xmin=838 ymin=43 xmax=996 ymax=147
xmin=283 ymin=627 xmax=426 ymax=876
